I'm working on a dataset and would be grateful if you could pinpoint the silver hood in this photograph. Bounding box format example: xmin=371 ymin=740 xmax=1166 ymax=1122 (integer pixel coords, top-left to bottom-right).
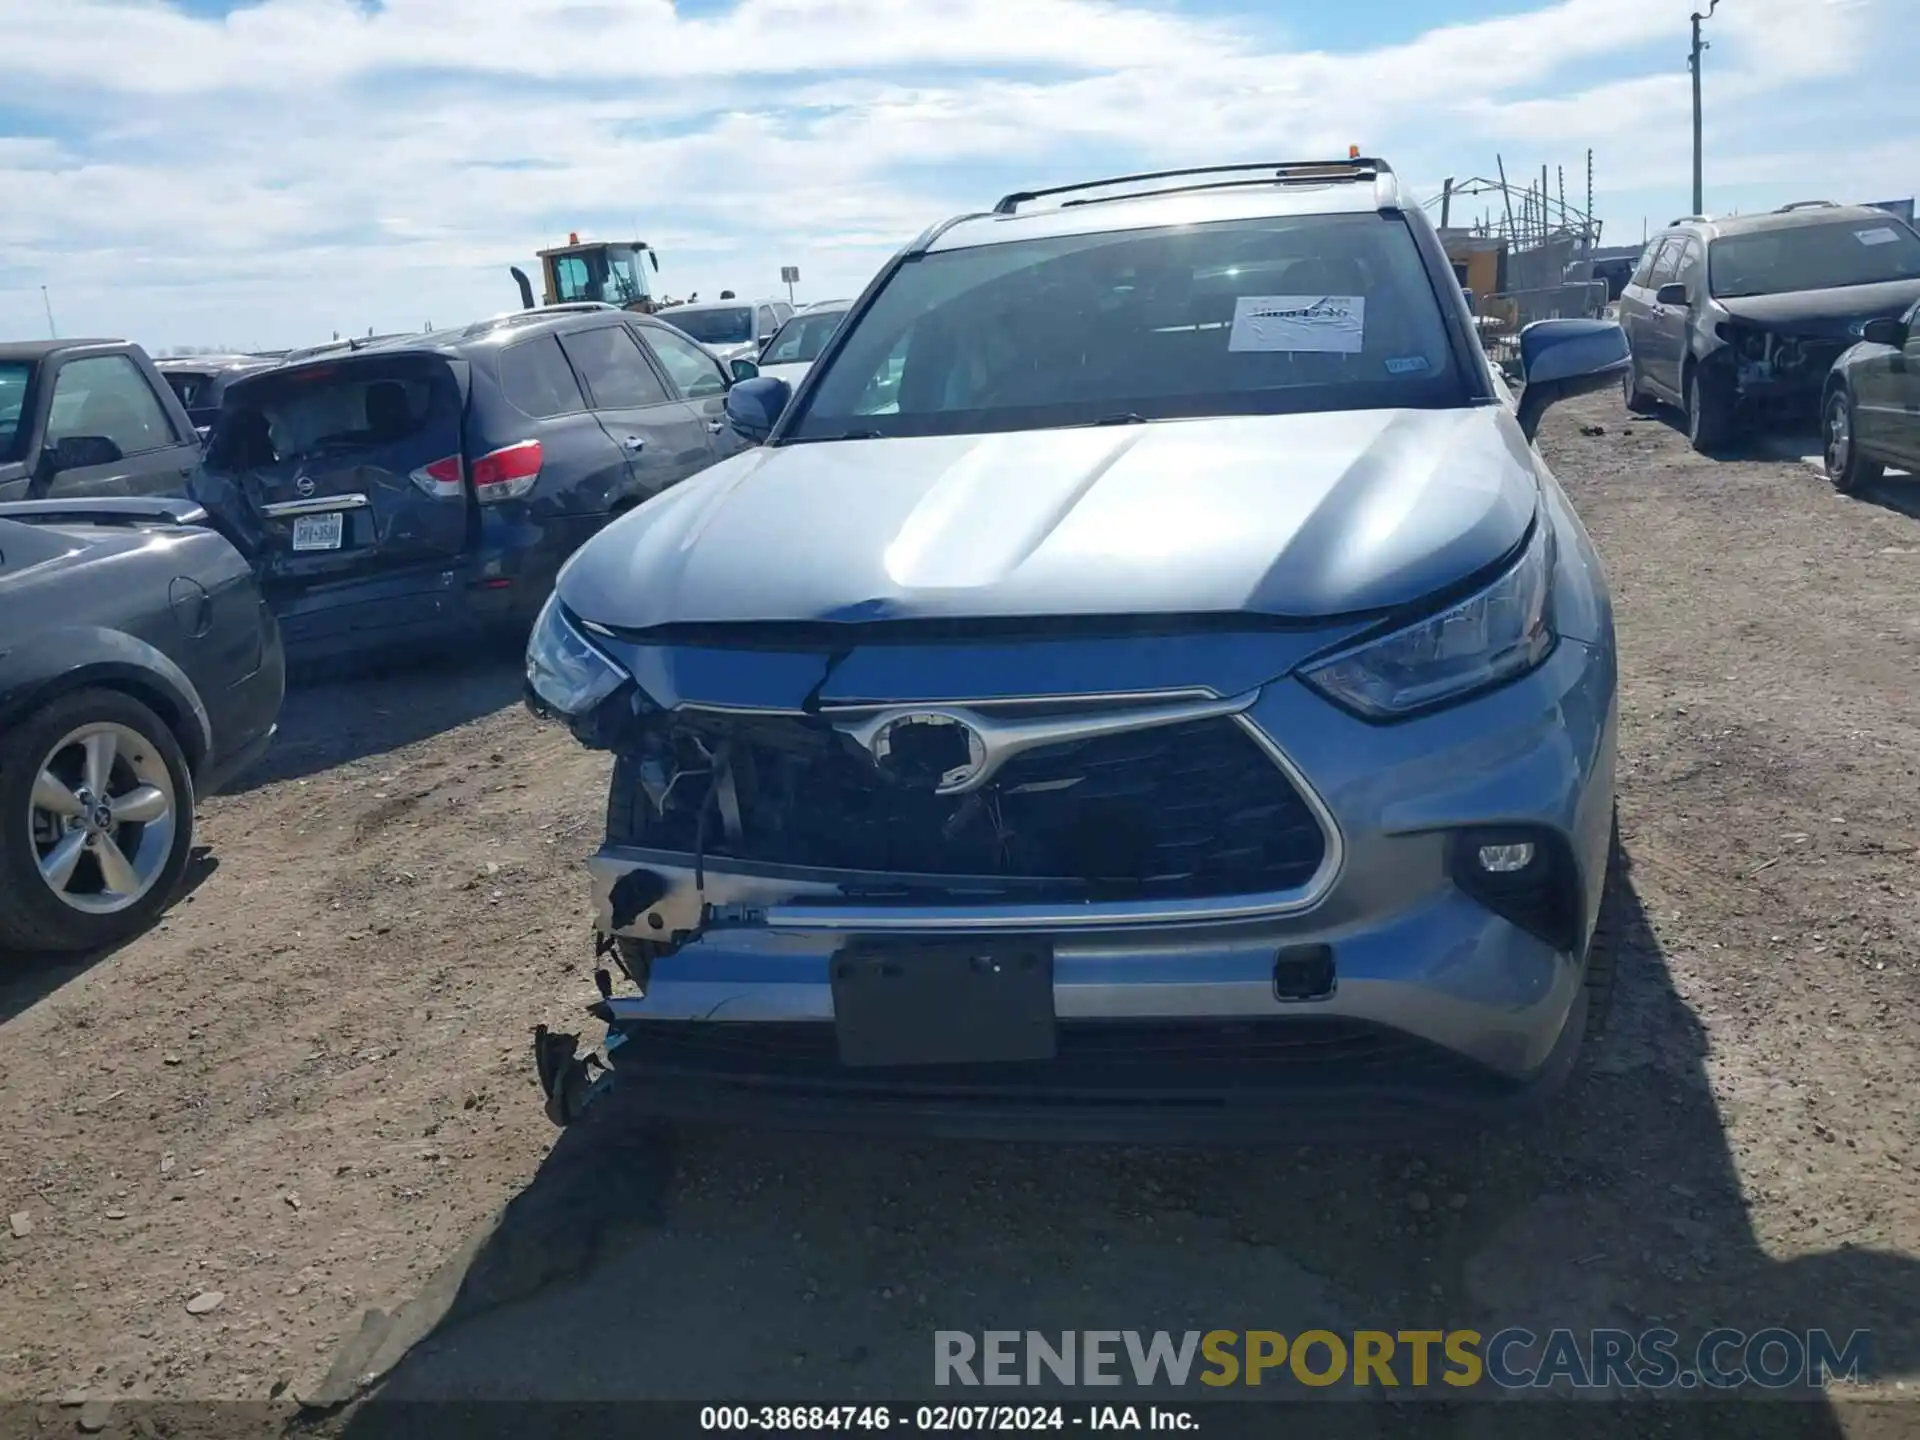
xmin=557 ymin=406 xmax=1541 ymax=629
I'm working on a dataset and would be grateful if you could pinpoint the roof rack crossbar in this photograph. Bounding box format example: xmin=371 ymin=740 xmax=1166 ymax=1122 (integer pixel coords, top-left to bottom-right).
xmin=1775 ymin=199 xmax=1839 ymax=212
xmin=993 ymin=158 xmax=1391 ymax=215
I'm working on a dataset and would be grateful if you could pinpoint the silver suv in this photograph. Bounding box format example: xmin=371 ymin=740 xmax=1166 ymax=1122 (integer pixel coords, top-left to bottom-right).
xmin=526 ymin=159 xmax=1634 ymax=1140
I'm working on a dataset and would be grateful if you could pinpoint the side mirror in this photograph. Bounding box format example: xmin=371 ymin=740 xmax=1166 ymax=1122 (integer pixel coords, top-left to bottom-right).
xmin=40 ymin=434 xmax=124 ymax=476
xmin=1514 ymin=319 xmax=1631 ymax=441
xmin=1861 ymin=316 xmax=1906 ymax=348
xmin=729 ymin=357 xmax=760 ymax=384
xmin=723 ymin=375 xmax=791 ymax=443
xmin=1655 ymin=282 xmax=1688 ymax=308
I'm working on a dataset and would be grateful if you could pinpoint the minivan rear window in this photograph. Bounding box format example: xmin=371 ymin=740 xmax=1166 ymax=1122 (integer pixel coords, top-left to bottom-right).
xmin=208 ymin=356 xmax=459 ymax=471
xmin=162 ymin=372 xmax=213 ymax=408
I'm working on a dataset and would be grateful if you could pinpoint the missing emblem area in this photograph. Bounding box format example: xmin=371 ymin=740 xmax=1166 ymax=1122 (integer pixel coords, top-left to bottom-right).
xmin=869 ymin=713 xmax=987 ymax=791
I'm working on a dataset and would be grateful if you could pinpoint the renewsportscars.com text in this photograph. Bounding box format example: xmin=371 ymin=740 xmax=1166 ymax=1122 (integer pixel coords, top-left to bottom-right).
xmin=934 ymin=1329 xmax=1872 ymax=1391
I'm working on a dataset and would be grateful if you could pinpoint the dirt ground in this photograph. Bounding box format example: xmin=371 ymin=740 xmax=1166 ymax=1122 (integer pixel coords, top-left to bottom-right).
xmin=3 ymin=389 xmax=1919 ymax=1433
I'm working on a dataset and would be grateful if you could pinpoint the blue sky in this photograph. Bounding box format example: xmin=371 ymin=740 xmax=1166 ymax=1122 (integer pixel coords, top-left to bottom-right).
xmin=1 ymin=0 xmax=1912 ymax=349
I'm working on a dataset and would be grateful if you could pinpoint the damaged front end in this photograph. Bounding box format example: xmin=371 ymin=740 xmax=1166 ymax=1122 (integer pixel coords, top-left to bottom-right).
xmin=521 ymin=599 xmax=1346 ymax=1125
xmin=1712 ymin=322 xmax=1852 ymax=418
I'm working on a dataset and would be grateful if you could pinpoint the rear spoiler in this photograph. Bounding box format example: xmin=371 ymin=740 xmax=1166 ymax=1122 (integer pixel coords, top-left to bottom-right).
xmin=0 ymin=496 xmax=211 ymax=528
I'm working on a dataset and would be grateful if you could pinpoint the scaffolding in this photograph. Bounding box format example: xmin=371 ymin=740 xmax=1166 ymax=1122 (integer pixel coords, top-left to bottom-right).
xmin=1427 ymin=151 xmax=1612 ymax=364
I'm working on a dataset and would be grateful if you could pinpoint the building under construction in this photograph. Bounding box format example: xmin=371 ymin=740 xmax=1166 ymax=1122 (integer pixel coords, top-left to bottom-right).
xmin=1425 ymin=153 xmax=1617 ymax=351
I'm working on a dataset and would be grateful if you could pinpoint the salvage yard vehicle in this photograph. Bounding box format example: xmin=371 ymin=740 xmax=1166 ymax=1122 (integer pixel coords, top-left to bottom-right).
xmin=755 ymin=300 xmax=852 ymax=387
xmin=192 ymin=307 xmax=756 ymax=663
xmin=657 ymin=299 xmax=795 ymax=370
xmin=1619 ymin=202 xmax=1920 ymax=453
xmin=153 ymin=353 xmax=280 ymax=439
xmin=0 ymin=340 xmax=204 ymax=503
xmin=1823 ymin=298 xmax=1920 ymax=493
xmin=0 ymin=495 xmax=284 ymax=953
xmin=525 ymin=157 xmax=1634 ymax=1139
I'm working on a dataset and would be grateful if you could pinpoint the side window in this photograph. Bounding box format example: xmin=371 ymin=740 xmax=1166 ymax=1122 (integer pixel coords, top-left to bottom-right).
xmin=1675 ymin=239 xmax=1705 ymax=293
xmin=46 ymin=356 xmax=178 ymax=458
xmin=498 ymin=334 xmax=588 ymax=418
xmin=756 ymin=305 xmax=778 ymax=338
xmin=557 ymin=326 xmax=669 ymax=409
xmin=641 ymin=325 xmax=730 ymax=400
xmin=1648 ymin=238 xmax=1684 ymax=287
xmin=1630 ymin=239 xmax=1667 ymax=288
xmin=776 ymin=303 xmax=795 ymax=323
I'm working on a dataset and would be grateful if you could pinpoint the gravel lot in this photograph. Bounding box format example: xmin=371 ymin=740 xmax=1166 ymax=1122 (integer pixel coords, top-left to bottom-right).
xmin=2 ymin=390 xmax=1918 ymax=1434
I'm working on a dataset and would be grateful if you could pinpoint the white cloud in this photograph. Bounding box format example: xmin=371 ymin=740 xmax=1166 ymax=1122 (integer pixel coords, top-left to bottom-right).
xmin=0 ymin=0 xmax=1909 ymax=348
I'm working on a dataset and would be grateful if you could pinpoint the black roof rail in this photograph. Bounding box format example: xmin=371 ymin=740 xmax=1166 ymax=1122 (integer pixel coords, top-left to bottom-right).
xmin=1775 ymin=199 xmax=1839 ymax=212
xmin=993 ymin=158 xmax=1394 ymax=216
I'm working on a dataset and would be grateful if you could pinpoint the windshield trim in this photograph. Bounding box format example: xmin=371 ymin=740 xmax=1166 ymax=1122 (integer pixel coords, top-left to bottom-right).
xmin=774 ymin=210 xmax=1481 ymax=446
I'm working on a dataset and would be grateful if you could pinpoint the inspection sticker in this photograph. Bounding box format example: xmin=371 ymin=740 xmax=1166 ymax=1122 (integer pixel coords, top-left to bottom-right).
xmin=1228 ymin=294 xmax=1366 ymax=354
xmin=1385 ymin=355 xmax=1430 ymax=374
xmin=1855 ymin=227 xmax=1901 ymax=247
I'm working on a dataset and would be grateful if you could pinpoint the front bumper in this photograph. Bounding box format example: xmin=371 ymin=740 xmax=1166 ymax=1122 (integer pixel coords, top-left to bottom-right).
xmin=579 ymin=634 xmax=1617 ymax=1139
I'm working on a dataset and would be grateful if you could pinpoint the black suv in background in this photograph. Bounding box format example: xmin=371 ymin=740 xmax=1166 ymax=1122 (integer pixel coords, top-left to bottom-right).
xmin=1619 ymin=202 xmax=1920 ymax=452
xmin=193 ymin=308 xmax=759 ymax=663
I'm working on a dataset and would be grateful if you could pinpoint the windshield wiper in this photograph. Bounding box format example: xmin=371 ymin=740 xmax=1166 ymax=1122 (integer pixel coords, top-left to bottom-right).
xmin=1091 ymin=412 xmax=1149 ymax=426
xmin=832 ymin=429 xmax=885 ymax=440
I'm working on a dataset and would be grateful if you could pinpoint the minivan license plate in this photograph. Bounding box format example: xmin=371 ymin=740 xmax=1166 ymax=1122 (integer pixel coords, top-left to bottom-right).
xmin=291 ymin=513 xmax=343 ymax=551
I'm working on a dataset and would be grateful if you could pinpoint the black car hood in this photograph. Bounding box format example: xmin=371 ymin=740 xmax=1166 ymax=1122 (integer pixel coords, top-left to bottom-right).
xmin=1718 ymin=278 xmax=1920 ymax=337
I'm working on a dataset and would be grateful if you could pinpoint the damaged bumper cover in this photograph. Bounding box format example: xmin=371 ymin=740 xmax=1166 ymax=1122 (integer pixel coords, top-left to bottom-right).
xmin=558 ymin=636 xmax=1619 ymax=1141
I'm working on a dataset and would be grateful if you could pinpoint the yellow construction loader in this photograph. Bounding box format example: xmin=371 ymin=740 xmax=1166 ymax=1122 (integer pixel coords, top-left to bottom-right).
xmin=511 ymin=234 xmax=665 ymax=314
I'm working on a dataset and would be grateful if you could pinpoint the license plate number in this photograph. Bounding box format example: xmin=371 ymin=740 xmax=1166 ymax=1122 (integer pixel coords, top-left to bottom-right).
xmin=831 ymin=939 xmax=1055 ymax=1067
xmin=291 ymin=513 xmax=344 ymax=551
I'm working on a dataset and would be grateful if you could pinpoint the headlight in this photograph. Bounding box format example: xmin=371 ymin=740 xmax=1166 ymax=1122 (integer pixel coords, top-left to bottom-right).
xmin=526 ymin=594 xmax=626 ymax=717
xmin=1301 ymin=522 xmax=1555 ymax=720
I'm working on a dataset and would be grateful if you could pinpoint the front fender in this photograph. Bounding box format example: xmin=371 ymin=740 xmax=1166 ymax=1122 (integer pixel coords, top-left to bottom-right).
xmin=0 ymin=628 xmax=214 ymax=771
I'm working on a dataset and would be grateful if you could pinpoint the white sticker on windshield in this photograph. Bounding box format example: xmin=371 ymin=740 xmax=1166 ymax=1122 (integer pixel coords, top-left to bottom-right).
xmin=1228 ymin=295 xmax=1366 ymax=354
xmin=1855 ymin=227 xmax=1900 ymax=247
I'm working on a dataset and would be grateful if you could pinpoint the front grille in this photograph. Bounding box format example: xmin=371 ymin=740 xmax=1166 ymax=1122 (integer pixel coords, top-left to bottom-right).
xmin=606 ymin=713 xmax=1327 ymax=901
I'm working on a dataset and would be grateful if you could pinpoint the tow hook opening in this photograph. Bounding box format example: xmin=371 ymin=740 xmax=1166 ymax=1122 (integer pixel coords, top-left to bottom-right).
xmin=533 ymin=1023 xmax=614 ymax=1128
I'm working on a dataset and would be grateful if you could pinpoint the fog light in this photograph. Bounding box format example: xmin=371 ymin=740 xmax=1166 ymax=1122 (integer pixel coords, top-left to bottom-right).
xmin=1476 ymin=842 xmax=1535 ymax=874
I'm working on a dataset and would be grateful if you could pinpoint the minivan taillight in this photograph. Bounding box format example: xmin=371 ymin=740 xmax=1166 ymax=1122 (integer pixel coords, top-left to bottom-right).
xmin=470 ymin=440 xmax=542 ymax=503
xmin=409 ymin=455 xmax=464 ymax=498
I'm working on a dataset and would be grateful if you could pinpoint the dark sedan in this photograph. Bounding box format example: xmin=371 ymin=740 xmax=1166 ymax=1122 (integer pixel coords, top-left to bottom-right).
xmin=1823 ymin=298 xmax=1920 ymax=492
xmin=0 ymin=495 xmax=284 ymax=953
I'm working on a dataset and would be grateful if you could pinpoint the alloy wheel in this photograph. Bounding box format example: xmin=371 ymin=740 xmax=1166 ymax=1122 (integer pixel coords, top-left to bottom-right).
xmin=27 ymin=721 xmax=178 ymax=915
xmin=1826 ymin=393 xmax=1851 ymax=477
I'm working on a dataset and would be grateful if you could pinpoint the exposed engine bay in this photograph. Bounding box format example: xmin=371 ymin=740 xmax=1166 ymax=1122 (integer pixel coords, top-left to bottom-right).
xmin=1718 ymin=324 xmax=1848 ymax=405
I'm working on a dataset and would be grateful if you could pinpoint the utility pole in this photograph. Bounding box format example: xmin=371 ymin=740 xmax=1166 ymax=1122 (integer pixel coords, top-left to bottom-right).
xmin=40 ymin=285 xmax=56 ymax=339
xmin=1440 ymin=177 xmax=1454 ymax=229
xmin=1689 ymin=0 xmax=1722 ymax=216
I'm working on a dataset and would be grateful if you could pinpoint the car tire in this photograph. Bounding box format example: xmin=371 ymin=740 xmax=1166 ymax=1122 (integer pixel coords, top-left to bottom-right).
xmin=1581 ymin=807 xmax=1627 ymax=1043
xmin=1823 ymin=386 xmax=1883 ymax=496
xmin=1685 ymin=364 xmax=1736 ymax=454
xmin=1621 ymin=359 xmax=1658 ymax=416
xmin=0 ymin=689 xmax=197 ymax=955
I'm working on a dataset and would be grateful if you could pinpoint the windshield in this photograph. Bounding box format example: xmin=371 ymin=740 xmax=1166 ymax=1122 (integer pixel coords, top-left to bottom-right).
xmin=551 ymin=248 xmax=655 ymax=308
xmin=786 ymin=212 xmax=1464 ymax=442
xmin=665 ymin=307 xmax=755 ymax=346
xmin=763 ymin=309 xmax=848 ymax=366
xmin=1709 ymin=219 xmax=1920 ymax=298
xmin=0 ymin=361 xmax=29 ymax=463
